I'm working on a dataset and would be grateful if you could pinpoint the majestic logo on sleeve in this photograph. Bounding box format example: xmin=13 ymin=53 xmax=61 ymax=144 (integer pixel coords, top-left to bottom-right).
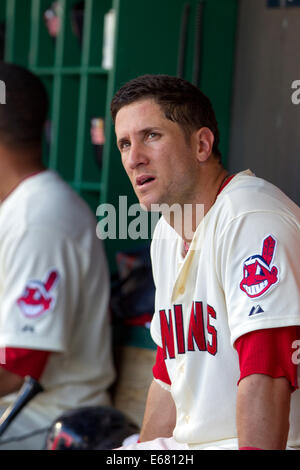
xmin=17 ymin=270 xmax=60 ymax=318
xmin=240 ymin=235 xmax=279 ymax=299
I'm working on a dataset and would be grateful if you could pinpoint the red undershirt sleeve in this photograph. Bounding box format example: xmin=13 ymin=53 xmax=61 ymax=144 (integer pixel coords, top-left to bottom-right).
xmin=235 ymin=326 xmax=300 ymax=392
xmin=153 ymin=327 xmax=300 ymax=390
xmin=0 ymin=347 xmax=51 ymax=381
xmin=152 ymin=346 xmax=172 ymax=386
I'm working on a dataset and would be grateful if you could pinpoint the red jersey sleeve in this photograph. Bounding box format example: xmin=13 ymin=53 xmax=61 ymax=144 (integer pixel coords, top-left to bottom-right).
xmin=1 ymin=347 xmax=50 ymax=381
xmin=235 ymin=326 xmax=300 ymax=392
xmin=152 ymin=346 xmax=172 ymax=385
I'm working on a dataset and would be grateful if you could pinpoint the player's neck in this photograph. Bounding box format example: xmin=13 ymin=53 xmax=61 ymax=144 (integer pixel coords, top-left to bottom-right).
xmin=163 ymin=166 xmax=229 ymax=245
xmin=0 ymin=146 xmax=45 ymax=203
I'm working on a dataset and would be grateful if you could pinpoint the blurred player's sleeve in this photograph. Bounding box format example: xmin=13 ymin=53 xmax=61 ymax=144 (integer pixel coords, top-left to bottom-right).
xmin=0 ymin=347 xmax=50 ymax=380
xmin=0 ymin=226 xmax=82 ymax=353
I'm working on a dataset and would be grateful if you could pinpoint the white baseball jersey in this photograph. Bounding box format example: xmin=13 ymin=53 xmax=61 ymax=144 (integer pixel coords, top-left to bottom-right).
xmin=0 ymin=170 xmax=115 ymax=424
xmin=150 ymin=169 xmax=300 ymax=449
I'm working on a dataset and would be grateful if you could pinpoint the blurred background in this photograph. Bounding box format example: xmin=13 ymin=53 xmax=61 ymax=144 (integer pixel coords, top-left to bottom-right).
xmin=1 ymin=0 xmax=300 ymax=428
xmin=2 ymin=0 xmax=300 ymax=269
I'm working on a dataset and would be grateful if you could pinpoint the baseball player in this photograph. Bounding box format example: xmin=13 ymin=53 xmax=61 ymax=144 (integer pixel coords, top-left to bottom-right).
xmin=111 ymin=74 xmax=300 ymax=450
xmin=0 ymin=62 xmax=115 ymax=449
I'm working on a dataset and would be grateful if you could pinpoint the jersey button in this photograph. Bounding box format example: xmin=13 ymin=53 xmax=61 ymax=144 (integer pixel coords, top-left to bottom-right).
xmin=184 ymin=415 xmax=190 ymax=424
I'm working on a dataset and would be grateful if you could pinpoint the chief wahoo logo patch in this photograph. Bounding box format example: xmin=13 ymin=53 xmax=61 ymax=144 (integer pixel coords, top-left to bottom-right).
xmin=17 ymin=269 xmax=60 ymax=318
xmin=240 ymin=235 xmax=279 ymax=299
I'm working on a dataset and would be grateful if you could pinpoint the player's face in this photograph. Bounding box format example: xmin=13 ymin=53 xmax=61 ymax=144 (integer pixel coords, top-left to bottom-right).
xmin=115 ymin=99 xmax=200 ymax=210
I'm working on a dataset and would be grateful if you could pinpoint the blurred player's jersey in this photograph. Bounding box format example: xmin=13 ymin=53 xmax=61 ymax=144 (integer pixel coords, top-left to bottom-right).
xmin=0 ymin=170 xmax=115 ymax=424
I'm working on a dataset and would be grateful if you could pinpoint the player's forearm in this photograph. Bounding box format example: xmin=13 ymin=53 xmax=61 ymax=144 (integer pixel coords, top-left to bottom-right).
xmin=139 ymin=379 xmax=176 ymax=442
xmin=236 ymin=374 xmax=291 ymax=450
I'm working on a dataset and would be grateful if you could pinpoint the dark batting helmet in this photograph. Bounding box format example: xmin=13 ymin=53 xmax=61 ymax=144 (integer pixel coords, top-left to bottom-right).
xmin=45 ymin=406 xmax=139 ymax=450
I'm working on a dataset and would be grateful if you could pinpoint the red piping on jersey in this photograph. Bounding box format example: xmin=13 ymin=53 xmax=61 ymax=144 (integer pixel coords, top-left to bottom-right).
xmin=217 ymin=174 xmax=235 ymax=196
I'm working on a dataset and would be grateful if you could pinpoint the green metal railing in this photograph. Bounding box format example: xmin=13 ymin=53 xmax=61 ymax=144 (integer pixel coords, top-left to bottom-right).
xmin=3 ymin=0 xmax=238 ymax=271
xmin=5 ymin=0 xmax=111 ymax=215
xmin=2 ymin=0 xmax=238 ymax=349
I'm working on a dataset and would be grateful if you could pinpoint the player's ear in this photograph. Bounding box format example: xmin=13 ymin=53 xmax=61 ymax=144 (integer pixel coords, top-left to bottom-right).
xmin=195 ymin=127 xmax=214 ymax=163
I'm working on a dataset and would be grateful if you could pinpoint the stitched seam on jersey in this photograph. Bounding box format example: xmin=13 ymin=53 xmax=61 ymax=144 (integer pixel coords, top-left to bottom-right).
xmin=150 ymin=323 xmax=163 ymax=349
xmin=153 ymin=377 xmax=171 ymax=392
xmin=0 ymin=334 xmax=65 ymax=351
xmin=217 ymin=209 xmax=299 ymax=242
xmin=3 ymin=226 xmax=85 ymax=275
xmin=231 ymin=318 xmax=300 ymax=347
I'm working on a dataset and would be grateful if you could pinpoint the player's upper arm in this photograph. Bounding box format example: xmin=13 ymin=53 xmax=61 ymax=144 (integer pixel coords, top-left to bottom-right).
xmin=217 ymin=211 xmax=300 ymax=343
xmin=0 ymin=226 xmax=82 ymax=352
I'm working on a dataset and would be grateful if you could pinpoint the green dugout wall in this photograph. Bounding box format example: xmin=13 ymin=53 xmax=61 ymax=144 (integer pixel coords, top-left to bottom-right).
xmin=1 ymin=1 xmax=238 ymax=349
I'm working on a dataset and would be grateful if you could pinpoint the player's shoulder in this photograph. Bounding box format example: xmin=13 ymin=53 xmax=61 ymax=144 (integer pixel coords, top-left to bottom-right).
xmin=216 ymin=169 xmax=300 ymax=220
xmin=21 ymin=170 xmax=96 ymax=237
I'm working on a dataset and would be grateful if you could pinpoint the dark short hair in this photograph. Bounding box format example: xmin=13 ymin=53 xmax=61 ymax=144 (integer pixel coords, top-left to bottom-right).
xmin=0 ymin=62 xmax=48 ymax=149
xmin=111 ymin=74 xmax=221 ymax=159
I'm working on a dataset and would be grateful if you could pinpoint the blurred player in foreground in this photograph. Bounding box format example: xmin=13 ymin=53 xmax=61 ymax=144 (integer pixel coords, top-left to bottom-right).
xmin=0 ymin=62 xmax=115 ymax=449
xmin=111 ymin=74 xmax=300 ymax=450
